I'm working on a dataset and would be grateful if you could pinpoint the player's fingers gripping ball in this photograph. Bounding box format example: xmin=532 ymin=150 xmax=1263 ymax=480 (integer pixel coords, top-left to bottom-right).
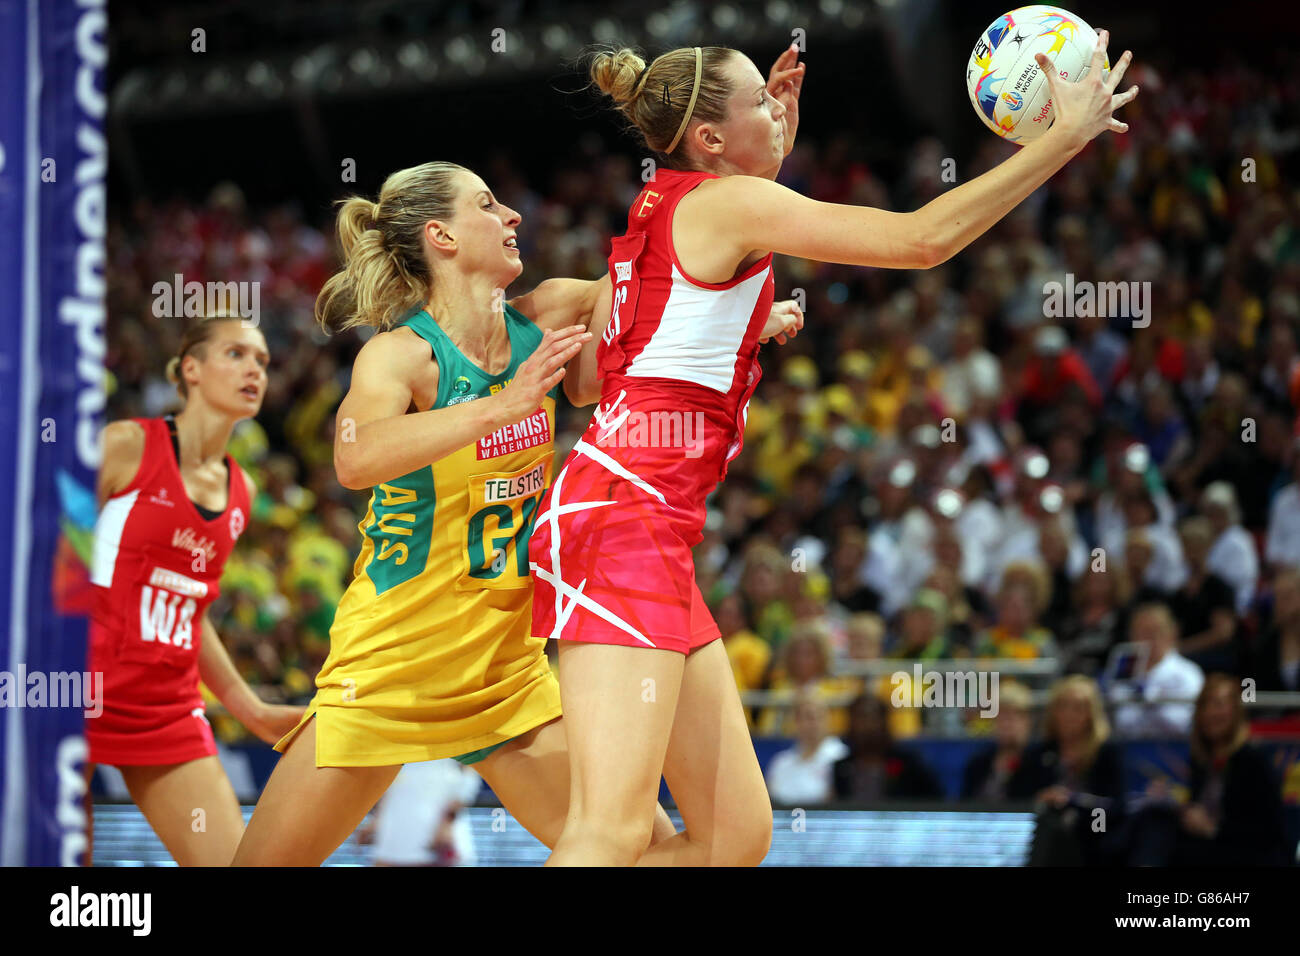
xmin=966 ymin=5 xmax=1110 ymax=143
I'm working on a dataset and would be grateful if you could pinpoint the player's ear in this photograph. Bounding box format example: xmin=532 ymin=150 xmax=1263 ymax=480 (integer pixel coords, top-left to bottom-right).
xmin=693 ymin=121 xmax=725 ymax=158
xmin=424 ymin=218 xmax=456 ymax=254
xmin=181 ymin=353 xmax=202 ymax=390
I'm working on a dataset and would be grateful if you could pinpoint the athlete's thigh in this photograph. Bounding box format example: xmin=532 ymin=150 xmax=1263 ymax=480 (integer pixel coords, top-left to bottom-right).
xmin=473 ymin=717 xmax=571 ymax=848
xmin=475 ymin=716 xmax=679 ymax=849
xmin=231 ymin=716 xmax=400 ymax=866
xmin=555 ymin=641 xmax=684 ymax=819
xmin=119 ymin=756 xmax=245 ymax=867
xmin=659 ymin=639 xmax=771 ymax=851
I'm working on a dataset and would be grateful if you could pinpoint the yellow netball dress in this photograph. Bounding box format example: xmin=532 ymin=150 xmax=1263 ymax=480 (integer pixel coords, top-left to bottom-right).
xmin=276 ymin=303 xmax=561 ymax=766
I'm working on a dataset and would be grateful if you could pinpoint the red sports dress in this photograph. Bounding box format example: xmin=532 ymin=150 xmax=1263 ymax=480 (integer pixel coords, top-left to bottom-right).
xmin=529 ymin=169 xmax=774 ymax=654
xmin=87 ymin=417 xmax=250 ymax=765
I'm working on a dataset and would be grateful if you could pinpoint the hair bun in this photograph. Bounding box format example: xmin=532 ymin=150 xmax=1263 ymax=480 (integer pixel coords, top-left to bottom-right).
xmin=165 ymin=356 xmax=181 ymax=385
xmin=590 ymin=48 xmax=648 ymax=106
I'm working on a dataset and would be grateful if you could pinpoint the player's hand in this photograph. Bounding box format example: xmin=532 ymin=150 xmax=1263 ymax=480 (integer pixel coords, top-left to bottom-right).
xmin=498 ymin=325 xmax=591 ymax=420
xmin=759 ymin=299 xmax=804 ymax=345
xmin=1036 ymin=29 xmax=1137 ymax=150
xmin=767 ymin=42 xmax=805 ymax=156
xmin=244 ymin=701 xmax=306 ymax=746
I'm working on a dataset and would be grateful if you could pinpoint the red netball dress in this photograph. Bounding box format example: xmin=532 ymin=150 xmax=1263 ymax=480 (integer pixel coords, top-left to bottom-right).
xmin=87 ymin=417 xmax=250 ymax=765
xmin=529 ymin=169 xmax=774 ymax=654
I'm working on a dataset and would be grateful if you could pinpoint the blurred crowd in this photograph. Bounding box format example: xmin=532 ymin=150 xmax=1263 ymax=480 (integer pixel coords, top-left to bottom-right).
xmin=107 ymin=56 xmax=1299 ymax=847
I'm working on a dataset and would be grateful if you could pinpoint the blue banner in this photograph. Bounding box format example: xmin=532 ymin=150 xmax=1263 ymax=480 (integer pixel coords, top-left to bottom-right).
xmin=0 ymin=0 xmax=106 ymax=867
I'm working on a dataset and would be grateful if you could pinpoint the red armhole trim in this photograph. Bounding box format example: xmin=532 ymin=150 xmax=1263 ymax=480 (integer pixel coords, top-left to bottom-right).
xmin=666 ymin=174 xmax=774 ymax=292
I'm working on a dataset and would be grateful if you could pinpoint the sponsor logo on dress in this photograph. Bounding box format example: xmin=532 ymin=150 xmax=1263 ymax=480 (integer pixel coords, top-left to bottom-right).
xmin=229 ymin=506 xmax=245 ymax=540
xmin=477 ymin=408 xmax=550 ymax=459
xmin=148 ymin=566 xmax=209 ymax=598
xmin=614 ymin=260 xmax=633 ymax=283
xmin=482 ymin=462 xmax=547 ymax=503
xmin=172 ymin=527 xmax=218 ymax=565
xmin=147 ymin=486 xmax=174 ymax=508
xmin=448 ymin=375 xmax=480 ymax=405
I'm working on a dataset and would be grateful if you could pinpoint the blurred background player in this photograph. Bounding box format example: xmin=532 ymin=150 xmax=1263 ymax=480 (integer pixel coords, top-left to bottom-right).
xmin=87 ymin=315 xmax=303 ymax=865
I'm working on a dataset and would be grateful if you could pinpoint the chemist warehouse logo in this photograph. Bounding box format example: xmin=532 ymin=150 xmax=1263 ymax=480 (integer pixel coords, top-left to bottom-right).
xmin=477 ymin=408 xmax=550 ymax=460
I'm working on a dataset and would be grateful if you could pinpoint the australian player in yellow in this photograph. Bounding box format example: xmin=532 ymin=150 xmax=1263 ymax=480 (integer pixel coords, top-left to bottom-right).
xmin=308 ymin=301 xmax=561 ymax=767
xmin=232 ymin=161 xmax=678 ymax=865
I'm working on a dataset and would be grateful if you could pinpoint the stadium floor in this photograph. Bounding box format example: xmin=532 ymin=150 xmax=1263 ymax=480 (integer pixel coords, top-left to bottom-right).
xmin=91 ymin=804 xmax=1036 ymax=866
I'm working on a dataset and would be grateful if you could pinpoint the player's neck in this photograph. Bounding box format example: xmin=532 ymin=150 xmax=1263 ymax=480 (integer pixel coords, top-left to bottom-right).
xmin=424 ymin=275 xmax=508 ymax=363
xmin=172 ymin=404 xmax=234 ymax=469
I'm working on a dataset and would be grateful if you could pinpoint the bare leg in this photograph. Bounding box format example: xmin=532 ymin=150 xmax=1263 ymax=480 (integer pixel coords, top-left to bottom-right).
xmin=118 ymin=756 xmax=246 ymax=866
xmin=231 ymin=716 xmax=399 ymax=866
xmin=546 ymin=642 xmax=685 ymax=866
xmin=473 ymin=715 xmax=677 ymax=850
xmin=636 ymin=639 xmax=773 ymax=866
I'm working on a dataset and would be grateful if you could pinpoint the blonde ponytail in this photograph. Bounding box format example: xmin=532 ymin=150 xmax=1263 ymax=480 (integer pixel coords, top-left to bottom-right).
xmin=316 ymin=161 xmax=469 ymax=333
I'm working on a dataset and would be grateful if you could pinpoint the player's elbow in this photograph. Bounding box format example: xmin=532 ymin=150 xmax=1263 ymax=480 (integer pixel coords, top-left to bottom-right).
xmin=333 ymin=445 xmax=368 ymax=491
xmin=563 ymin=378 xmax=599 ymax=408
xmin=912 ymin=229 xmax=950 ymax=270
xmin=905 ymin=210 xmax=952 ymax=269
xmin=920 ymin=237 xmax=952 ymax=269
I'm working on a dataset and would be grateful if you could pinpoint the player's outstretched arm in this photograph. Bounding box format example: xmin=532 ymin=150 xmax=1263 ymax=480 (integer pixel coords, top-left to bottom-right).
xmin=713 ymin=32 xmax=1135 ymax=271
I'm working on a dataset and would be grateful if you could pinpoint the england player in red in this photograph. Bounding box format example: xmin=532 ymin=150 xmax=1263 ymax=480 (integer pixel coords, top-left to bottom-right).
xmin=533 ymin=39 xmax=1137 ymax=864
xmin=87 ymin=315 xmax=302 ymax=865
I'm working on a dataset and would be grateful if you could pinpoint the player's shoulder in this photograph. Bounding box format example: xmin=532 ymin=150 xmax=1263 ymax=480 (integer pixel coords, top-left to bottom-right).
xmin=355 ymin=324 xmax=437 ymax=376
xmin=102 ymin=418 xmax=148 ymax=461
xmin=684 ymin=174 xmax=787 ymax=216
xmin=99 ymin=419 xmax=149 ymax=501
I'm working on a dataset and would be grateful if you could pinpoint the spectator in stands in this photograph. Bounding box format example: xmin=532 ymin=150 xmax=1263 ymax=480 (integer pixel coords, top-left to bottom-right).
xmin=758 ymin=621 xmax=858 ymax=736
xmin=939 ymin=316 xmax=1001 ymax=423
xmin=973 ymin=562 xmax=1058 ymax=660
xmin=1016 ymin=675 xmax=1125 ymax=865
xmin=716 ymin=591 xmax=771 ymax=697
xmin=889 ymin=588 xmax=960 ymax=661
xmin=1169 ymin=516 xmax=1239 ymax=673
xmin=1200 ymin=481 xmax=1260 ymax=614
xmin=1072 ymin=310 xmax=1127 ymax=398
xmin=1110 ymin=603 xmax=1206 ymax=737
xmin=764 ymin=692 xmax=849 ymax=807
xmin=1018 ymin=325 xmax=1103 ymax=447
xmin=1121 ymin=490 xmax=1187 ymax=593
xmin=1093 ymin=441 xmax=1177 ymax=564
xmin=1057 ymin=565 xmax=1122 ymax=676
xmin=1265 ymin=437 xmax=1300 ymax=571
xmin=843 ymin=612 xmax=886 ymax=665
xmin=961 ymin=680 xmax=1034 ymax=801
xmin=832 ymin=694 xmax=942 ymax=802
xmin=1252 ymin=567 xmax=1300 ymax=695
xmin=827 ymin=527 xmax=883 ymax=615
xmin=1127 ymin=674 xmax=1289 ymax=865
